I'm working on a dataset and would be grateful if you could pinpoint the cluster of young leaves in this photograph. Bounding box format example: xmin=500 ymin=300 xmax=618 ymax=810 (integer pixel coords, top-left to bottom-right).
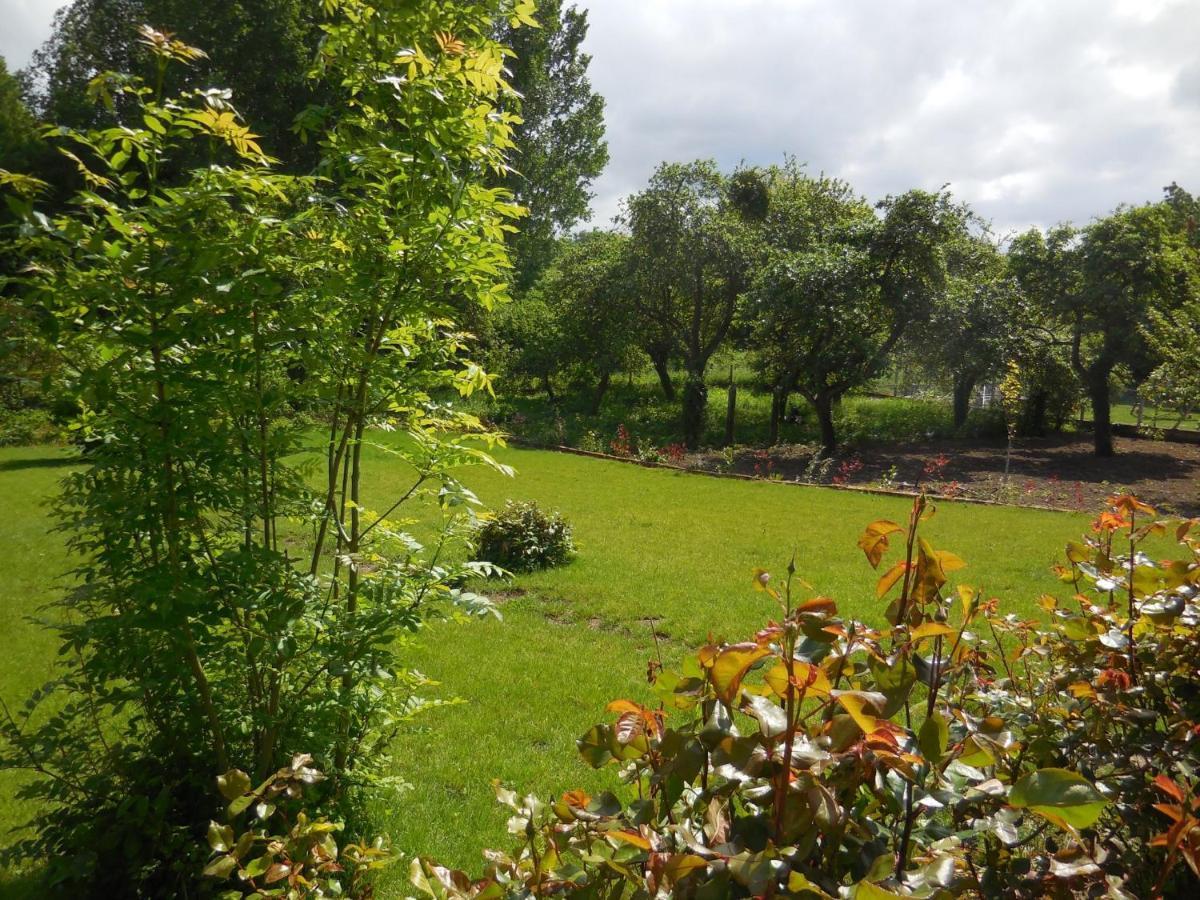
xmin=202 ymin=755 xmax=390 ymax=898
xmin=409 ymin=493 xmax=1199 ymax=898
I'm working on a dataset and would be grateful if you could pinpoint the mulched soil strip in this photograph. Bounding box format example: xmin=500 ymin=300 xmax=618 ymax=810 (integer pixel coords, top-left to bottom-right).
xmin=504 ymin=438 xmax=1073 ymax=514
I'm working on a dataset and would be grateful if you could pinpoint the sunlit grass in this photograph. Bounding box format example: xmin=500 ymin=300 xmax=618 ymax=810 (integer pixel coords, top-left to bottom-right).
xmin=0 ymin=440 xmax=1091 ymax=894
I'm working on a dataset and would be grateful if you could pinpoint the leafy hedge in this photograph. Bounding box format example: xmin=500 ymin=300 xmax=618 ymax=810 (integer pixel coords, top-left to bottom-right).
xmin=410 ymin=494 xmax=1200 ymax=898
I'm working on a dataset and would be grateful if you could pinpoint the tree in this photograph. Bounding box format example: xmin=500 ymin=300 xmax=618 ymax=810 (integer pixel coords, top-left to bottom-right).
xmin=1138 ymin=184 xmax=1200 ymax=429
xmin=0 ymin=57 xmax=41 ymax=174
xmin=534 ymin=229 xmax=636 ymax=411
xmin=1010 ymin=201 xmax=1198 ymax=456
xmin=915 ymin=233 xmax=1026 ymax=430
xmin=25 ymin=0 xmax=325 ymax=171
xmin=496 ymin=0 xmax=608 ymax=290
xmin=1 ymin=56 xmax=52 ymax=407
xmin=0 ymin=1 xmax=525 ymax=890
xmin=623 ymin=160 xmax=752 ymax=449
xmin=492 ymin=294 xmax=567 ymax=401
xmin=749 ymin=181 xmax=967 ymax=455
xmin=745 ymin=162 xmax=867 ymax=442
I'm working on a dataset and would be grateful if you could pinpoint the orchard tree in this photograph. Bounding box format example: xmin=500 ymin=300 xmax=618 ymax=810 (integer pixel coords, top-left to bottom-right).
xmin=750 ymin=185 xmax=967 ymax=455
xmin=496 ymin=0 xmax=608 ymax=290
xmin=918 ymin=233 xmax=1027 ymax=430
xmin=534 ymin=229 xmax=637 ymax=411
xmin=622 ymin=160 xmax=753 ymax=449
xmin=1141 ymin=293 xmax=1200 ymax=429
xmin=1011 ymin=202 xmax=1198 ymax=456
xmin=492 ymin=294 xmax=566 ymax=401
xmin=746 ymin=163 xmax=867 ymax=440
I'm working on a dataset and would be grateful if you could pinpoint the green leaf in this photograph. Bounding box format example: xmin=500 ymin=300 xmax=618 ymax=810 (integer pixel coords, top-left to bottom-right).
xmin=1009 ymin=768 xmax=1108 ymax=832
xmin=577 ymin=724 xmax=613 ymax=768
xmin=202 ymin=854 xmax=238 ymax=879
xmin=206 ymin=820 xmax=234 ymax=853
xmin=918 ymin=711 xmax=948 ymax=762
xmin=217 ymin=769 xmax=251 ymax=802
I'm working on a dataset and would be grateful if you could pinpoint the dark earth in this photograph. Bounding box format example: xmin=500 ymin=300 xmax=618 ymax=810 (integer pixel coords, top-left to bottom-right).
xmin=690 ymin=434 xmax=1200 ymax=517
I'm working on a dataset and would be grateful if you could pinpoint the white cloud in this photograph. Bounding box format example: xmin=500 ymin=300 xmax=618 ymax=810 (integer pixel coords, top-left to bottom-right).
xmin=577 ymin=0 xmax=1200 ymax=233
xmin=0 ymin=0 xmax=70 ymax=71
xmin=3 ymin=0 xmax=1196 ymax=238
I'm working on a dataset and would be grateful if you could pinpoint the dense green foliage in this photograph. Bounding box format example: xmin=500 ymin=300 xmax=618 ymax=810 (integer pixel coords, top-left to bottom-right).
xmin=24 ymin=0 xmax=324 ymax=172
xmin=473 ymin=499 xmax=575 ymax=572
xmin=0 ymin=1 xmax=531 ymax=892
xmin=493 ymin=229 xmax=637 ymax=410
xmin=1010 ymin=199 xmax=1200 ymax=456
xmin=495 ymin=0 xmax=608 ymax=290
xmin=622 ymin=160 xmax=755 ymax=449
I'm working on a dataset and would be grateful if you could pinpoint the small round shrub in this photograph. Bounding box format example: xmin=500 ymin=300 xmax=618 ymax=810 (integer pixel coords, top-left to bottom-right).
xmin=473 ymin=500 xmax=575 ymax=572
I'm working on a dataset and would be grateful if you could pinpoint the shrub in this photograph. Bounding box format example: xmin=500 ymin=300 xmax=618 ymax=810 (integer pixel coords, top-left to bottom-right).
xmin=473 ymin=501 xmax=575 ymax=573
xmin=202 ymin=756 xmax=390 ymax=898
xmin=413 ymin=494 xmax=1200 ymax=898
xmin=0 ymin=406 xmax=59 ymax=446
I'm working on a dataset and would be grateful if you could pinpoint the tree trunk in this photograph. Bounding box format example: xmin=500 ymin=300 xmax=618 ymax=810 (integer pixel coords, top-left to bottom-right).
xmin=951 ymin=374 xmax=976 ymax=431
xmin=724 ymin=368 xmax=737 ymax=447
xmin=815 ymin=394 xmax=837 ymax=457
xmin=682 ymin=372 xmax=708 ymax=450
xmin=768 ymin=386 xmax=782 ymax=446
xmin=1088 ymin=374 xmax=1115 ymax=457
xmin=590 ymin=370 xmax=610 ymax=415
xmin=649 ymin=348 xmax=675 ymax=400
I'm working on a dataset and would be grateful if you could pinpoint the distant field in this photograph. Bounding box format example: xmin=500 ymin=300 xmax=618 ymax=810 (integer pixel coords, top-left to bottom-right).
xmin=0 ymin=440 xmax=1094 ymax=893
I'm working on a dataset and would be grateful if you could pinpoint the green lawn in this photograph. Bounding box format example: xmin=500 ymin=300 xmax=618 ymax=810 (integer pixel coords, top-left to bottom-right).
xmin=0 ymin=440 xmax=1091 ymax=893
xmin=1105 ymin=401 xmax=1199 ymax=432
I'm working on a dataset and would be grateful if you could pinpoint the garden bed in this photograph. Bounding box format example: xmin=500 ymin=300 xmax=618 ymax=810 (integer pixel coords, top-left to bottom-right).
xmin=685 ymin=434 xmax=1200 ymax=516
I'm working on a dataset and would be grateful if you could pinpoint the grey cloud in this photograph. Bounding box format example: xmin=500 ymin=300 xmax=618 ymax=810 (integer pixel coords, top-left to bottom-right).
xmin=0 ymin=0 xmax=70 ymax=70
xmin=578 ymin=0 xmax=1200 ymax=232
xmin=3 ymin=0 xmax=1194 ymax=237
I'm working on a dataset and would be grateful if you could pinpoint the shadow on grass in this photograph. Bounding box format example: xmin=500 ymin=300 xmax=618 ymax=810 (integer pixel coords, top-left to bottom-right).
xmin=0 ymin=455 xmax=80 ymax=473
xmin=0 ymin=867 xmax=46 ymax=900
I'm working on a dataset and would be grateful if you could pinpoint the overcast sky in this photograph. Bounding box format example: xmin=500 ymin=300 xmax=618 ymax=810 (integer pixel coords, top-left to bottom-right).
xmin=4 ymin=0 xmax=1197 ymax=237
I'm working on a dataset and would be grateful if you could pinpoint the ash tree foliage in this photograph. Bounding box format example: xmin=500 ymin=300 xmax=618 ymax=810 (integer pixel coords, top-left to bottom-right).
xmin=622 ymin=160 xmax=756 ymax=449
xmin=495 ymin=0 xmax=609 ymax=291
xmin=0 ymin=0 xmax=532 ymax=893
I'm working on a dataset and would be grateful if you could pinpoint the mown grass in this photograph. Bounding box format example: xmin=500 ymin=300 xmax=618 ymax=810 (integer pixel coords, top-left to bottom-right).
xmin=0 ymin=439 xmax=1091 ymax=894
xmin=1105 ymin=401 xmax=1199 ymax=432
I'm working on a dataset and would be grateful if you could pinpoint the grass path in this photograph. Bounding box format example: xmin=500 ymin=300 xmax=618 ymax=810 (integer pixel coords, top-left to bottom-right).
xmin=0 ymin=441 xmax=1090 ymax=892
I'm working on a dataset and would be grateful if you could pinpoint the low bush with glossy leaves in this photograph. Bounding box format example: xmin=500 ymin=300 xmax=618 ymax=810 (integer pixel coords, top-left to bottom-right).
xmin=472 ymin=500 xmax=576 ymax=573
